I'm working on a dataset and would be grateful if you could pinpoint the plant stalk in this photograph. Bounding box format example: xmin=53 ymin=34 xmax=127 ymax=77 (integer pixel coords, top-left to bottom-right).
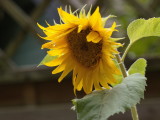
xmin=115 ymin=54 xmax=139 ymax=120
xmin=121 ymin=43 xmax=132 ymax=62
xmin=131 ymin=106 xmax=139 ymax=120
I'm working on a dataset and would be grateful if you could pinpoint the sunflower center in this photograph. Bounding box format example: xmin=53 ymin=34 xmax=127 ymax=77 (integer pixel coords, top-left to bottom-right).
xmin=67 ymin=28 xmax=102 ymax=68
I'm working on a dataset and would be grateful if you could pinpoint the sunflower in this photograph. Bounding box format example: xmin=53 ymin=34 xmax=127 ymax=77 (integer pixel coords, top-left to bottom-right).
xmin=38 ymin=6 xmax=122 ymax=94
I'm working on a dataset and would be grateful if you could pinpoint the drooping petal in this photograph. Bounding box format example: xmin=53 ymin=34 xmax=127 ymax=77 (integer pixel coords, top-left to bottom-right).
xmin=87 ymin=31 xmax=102 ymax=43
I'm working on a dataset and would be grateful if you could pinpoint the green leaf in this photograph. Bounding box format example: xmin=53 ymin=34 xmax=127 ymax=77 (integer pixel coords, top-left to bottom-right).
xmin=128 ymin=58 xmax=147 ymax=75
xmin=127 ymin=18 xmax=160 ymax=44
xmin=38 ymin=54 xmax=57 ymax=66
xmin=73 ymin=73 xmax=147 ymax=120
xmin=129 ymin=36 xmax=160 ymax=57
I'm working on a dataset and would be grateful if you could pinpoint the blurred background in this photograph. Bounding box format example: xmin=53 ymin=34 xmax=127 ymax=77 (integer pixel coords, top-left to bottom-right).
xmin=0 ymin=0 xmax=160 ymax=120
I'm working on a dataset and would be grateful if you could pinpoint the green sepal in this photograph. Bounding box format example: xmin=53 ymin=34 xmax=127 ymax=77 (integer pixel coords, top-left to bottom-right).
xmin=38 ymin=54 xmax=58 ymax=66
xmin=109 ymin=37 xmax=125 ymax=41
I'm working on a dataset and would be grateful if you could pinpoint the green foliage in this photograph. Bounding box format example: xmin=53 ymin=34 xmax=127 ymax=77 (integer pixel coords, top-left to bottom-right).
xmin=73 ymin=73 xmax=147 ymax=120
xmin=129 ymin=37 xmax=160 ymax=57
xmin=128 ymin=58 xmax=147 ymax=75
xmin=126 ymin=18 xmax=160 ymax=58
xmin=38 ymin=54 xmax=57 ymax=66
xmin=127 ymin=18 xmax=160 ymax=44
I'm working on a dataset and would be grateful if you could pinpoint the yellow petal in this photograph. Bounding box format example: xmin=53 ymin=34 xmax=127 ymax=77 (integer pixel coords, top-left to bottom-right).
xmin=52 ymin=63 xmax=66 ymax=74
xmin=73 ymin=67 xmax=84 ymax=94
xmin=77 ymin=19 xmax=88 ymax=33
xmin=99 ymin=60 xmax=112 ymax=88
xmin=72 ymin=67 xmax=78 ymax=86
xmin=42 ymin=36 xmax=67 ymax=49
xmin=81 ymin=69 xmax=94 ymax=94
xmin=74 ymin=76 xmax=82 ymax=95
xmin=58 ymin=7 xmax=79 ymax=24
xmin=87 ymin=31 xmax=102 ymax=43
xmin=111 ymin=22 xmax=117 ymax=30
xmin=105 ymin=22 xmax=117 ymax=37
xmin=54 ymin=40 xmax=67 ymax=49
xmin=44 ymin=57 xmax=62 ymax=67
xmin=41 ymin=42 xmax=54 ymax=49
xmin=77 ymin=80 xmax=83 ymax=91
xmin=85 ymin=71 xmax=94 ymax=93
xmin=58 ymin=70 xmax=71 ymax=83
xmin=93 ymin=67 xmax=103 ymax=90
xmin=58 ymin=57 xmax=74 ymax=82
xmin=89 ymin=7 xmax=102 ymax=30
xmin=37 ymin=23 xmax=46 ymax=31
xmin=47 ymin=48 xmax=68 ymax=56
xmin=44 ymin=27 xmax=75 ymax=41
xmin=99 ymin=78 xmax=110 ymax=89
xmin=52 ymin=54 xmax=72 ymax=74
xmin=101 ymin=57 xmax=119 ymax=84
xmin=78 ymin=25 xmax=83 ymax=33
xmin=41 ymin=38 xmax=67 ymax=49
xmin=82 ymin=77 xmax=88 ymax=94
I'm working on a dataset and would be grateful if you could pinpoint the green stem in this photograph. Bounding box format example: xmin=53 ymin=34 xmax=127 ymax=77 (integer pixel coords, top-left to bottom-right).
xmin=121 ymin=43 xmax=132 ymax=62
xmin=131 ymin=106 xmax=139 ymax=120
xmin=115 ymin=54 xmax=139 ymax=120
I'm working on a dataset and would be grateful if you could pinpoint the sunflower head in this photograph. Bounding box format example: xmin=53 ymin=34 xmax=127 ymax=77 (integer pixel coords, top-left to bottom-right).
xmin=38 ymin=6 xmax=122 ymax=94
